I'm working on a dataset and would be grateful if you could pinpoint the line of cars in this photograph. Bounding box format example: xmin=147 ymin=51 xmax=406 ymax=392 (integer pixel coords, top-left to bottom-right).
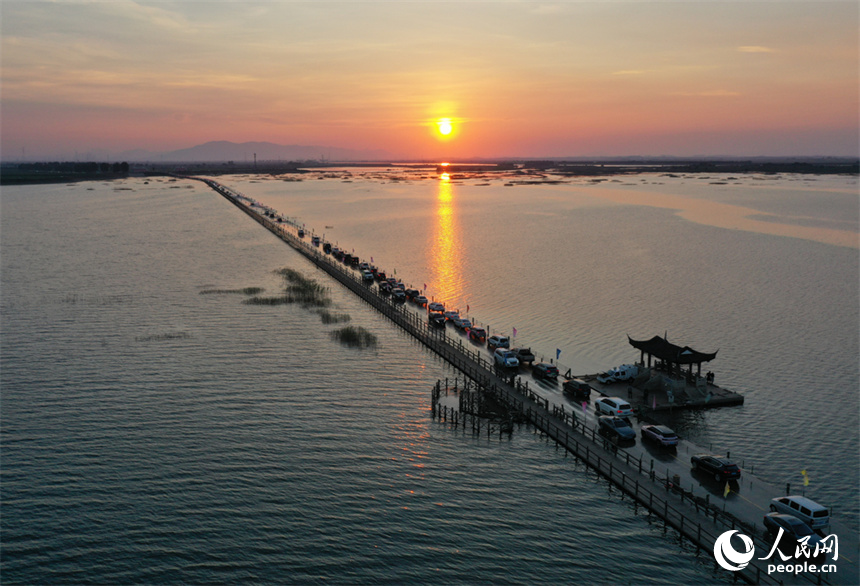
xmin=760 ymin=495 xmax=832 ymax=560
xmin=593 ymin=395 xmax=681 ymax=450
xmin=595 ymin=396 xmax=638 ymax=444
xmin=353 ymin=262 xmax=835 ymax=543
xmin=374 ymin=274 xmax=431 ymax=307
xmin=591 ymin=396 xmax=833 ymax=548
xmin=688 ymin=453 xmax=833 ymax=547
xmin=424 ymin=306 xmax=567 ymax=387
xmin=338 ymin=253 xmax=837 ymax=549
xmin=687 ymin=450 xmax=834 ymax=549
xmin=764 ymin=495 xmax=831 ymax=562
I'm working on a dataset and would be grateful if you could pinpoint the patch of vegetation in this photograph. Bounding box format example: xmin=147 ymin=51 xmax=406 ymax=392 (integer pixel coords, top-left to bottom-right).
xmin=275 ymin=268 xmax=307 ymax=283
xmin=200 ymin=287 xmax=264 ymax=295
xmin=136 ymin=331 xmax=191 ymax=342
xmin=317 ymin=309 xmax=351 ymax=324
xmin=274 ymin=267 xmax=332 ymax=307
xmin=330 ymin=326 xmax=378 ymax=348
xmin=243 ymin=295 xmax=292 ymax=305
xmin=61 ymin=293 xmax=133 ymax=305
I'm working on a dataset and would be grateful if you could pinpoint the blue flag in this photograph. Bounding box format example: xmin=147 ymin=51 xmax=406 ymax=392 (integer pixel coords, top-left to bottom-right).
xmin=556 ymin=348 xmax=561 ymax=360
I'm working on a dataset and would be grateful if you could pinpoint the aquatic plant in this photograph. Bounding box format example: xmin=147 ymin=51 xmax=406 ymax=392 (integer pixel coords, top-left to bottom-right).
xmin=330 ymin=326 xmax=377 ymax=348
xmin=273 ymin=267 xmax=332 ymax=307
xmin=317 ymin=310 xmax=351 ymax=324
xmin=200 ymin=287 xmax=264 ymax=295
xmin=275 ymin=268 xmax=305 ymax=282
xmin=243 ymin=295 xmax=292 ymax=305
xmin=61 ymin=293 xmax=133 ymax=305
xmin=135 ymin=331 xmax=191 ymax=342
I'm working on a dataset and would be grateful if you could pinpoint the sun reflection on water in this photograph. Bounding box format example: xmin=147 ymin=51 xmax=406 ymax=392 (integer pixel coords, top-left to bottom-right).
xmin=428 ymin=174 xmax=465 ymax=309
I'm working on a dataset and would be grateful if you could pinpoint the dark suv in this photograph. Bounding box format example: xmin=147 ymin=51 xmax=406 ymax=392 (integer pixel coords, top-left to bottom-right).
xmin=563 ymin=379 xmax=592 ymax=400
xmin=532 ymin=363 xmax=559 ymax=380
xmin=598 ymin=416 xmax=636 ymax=442
xmin=691 ymin=454 xmax=741 ymax=481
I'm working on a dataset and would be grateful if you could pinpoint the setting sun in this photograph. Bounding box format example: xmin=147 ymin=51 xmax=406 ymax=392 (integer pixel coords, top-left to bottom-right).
xmin=437 ymin=118 xmax=453 ymax=136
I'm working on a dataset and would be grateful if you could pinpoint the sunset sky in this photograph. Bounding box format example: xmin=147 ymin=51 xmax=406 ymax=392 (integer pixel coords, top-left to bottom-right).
xmin=2 ymin=1 xmax=858 ymax=161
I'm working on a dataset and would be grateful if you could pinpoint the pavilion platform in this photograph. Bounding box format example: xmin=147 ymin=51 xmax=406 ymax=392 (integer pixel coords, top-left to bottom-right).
xmin=579 ymin=368 xmax=745 ymax=412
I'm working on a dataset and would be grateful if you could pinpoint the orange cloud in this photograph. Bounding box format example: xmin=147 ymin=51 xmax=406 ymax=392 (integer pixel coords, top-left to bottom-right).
xmin=738 ymin=46 xmax=775 ymax=53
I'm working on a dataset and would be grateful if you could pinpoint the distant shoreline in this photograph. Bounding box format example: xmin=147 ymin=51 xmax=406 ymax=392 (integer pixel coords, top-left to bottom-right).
xmin=2 ymin=158 xmax=857 ymax=186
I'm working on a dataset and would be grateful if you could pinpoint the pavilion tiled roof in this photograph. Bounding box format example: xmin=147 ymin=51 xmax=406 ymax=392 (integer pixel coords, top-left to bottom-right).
xmin=628 ymin=335 xmax=717 ymax=364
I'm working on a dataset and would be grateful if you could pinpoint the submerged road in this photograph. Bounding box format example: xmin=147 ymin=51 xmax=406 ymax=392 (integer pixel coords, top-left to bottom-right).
xmin=192 ymin=175 xmax=857 ymax=585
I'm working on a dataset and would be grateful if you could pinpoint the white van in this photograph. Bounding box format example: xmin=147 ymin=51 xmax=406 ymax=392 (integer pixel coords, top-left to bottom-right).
xmin=769 ymin=496 xmax=830 ymax=531
xmin=596 ymin=364 xmax=639 ymax=384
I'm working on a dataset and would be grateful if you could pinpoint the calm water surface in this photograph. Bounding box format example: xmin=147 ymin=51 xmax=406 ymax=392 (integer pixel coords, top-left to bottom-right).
xmin=2 ymin=171 xmax=857 ymax=584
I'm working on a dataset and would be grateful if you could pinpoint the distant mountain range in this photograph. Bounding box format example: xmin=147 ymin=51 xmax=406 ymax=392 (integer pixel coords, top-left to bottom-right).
xmin=118 ymin=141 xmax=393 ymax=162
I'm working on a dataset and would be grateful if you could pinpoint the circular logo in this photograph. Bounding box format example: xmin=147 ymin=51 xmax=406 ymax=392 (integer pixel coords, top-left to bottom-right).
xmin=713 ymin=530 xmax=755 ymax=572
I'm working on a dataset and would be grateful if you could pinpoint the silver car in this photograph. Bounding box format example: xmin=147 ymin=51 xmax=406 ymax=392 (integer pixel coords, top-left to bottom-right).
xmin=494 ymin=348 xmax=519 ymax=368
xmin=641 ymin=424 xmax=679 ymax=447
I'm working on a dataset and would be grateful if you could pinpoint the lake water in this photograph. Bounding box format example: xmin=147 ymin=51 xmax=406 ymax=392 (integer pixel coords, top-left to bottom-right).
xmin=2 ymin=169 xmax=857 ymax=584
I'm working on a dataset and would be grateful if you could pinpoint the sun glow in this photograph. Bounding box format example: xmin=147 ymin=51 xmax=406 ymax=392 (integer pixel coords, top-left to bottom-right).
xmin=436 ymin=118 xmax=453 ymax=136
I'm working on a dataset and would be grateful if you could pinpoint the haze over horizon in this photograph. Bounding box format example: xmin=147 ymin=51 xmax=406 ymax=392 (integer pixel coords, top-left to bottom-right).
xmin=2 ymin=1 xmax=858 ymax=162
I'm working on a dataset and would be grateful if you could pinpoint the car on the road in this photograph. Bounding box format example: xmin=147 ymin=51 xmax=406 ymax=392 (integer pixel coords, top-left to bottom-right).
xmin=762 ymin=513 xmax=825 ymax=557
xmin=769 ymin=496 xmax=830 ymax=531
xmin=468 ymin=327 xmax=487 ymax=343
xmin=563 ymin=378 xmax=592 ymax=400
xmin=513 ymin=347 xmax=535 ymax=364
xmin=532 ymin=362 xmax=559 ymax=380
xmin=690 ymin=454 xmax=741 ymax=482
xmin=595 ymin=396 xmax=634 ymax=417
xmin=488 ymin=335 xmax=510 ymax=350
xmin=598 ymin=416 xmax=636 ymax=442
xmin=428 ymin=302 xmax=445 ymax=313
xmin=763 ymin=513 xmax=822 ymax=542
xmin=453 ymin=317 xmax=472 ymax=330
xmin=494 ymin=348 xmax=519 ymax=368
xmin=413 ymin=295 xmax=428 ymax=306
xmin=443 ymin=310 xmax=460 ymax=322
xmin=641 ymin=424 xmax=679 ymax=447
xmin=429 ymin=313 xmax=447 ymax=328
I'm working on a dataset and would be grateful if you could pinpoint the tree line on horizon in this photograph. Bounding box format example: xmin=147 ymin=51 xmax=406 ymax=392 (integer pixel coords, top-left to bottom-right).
xmin=15 ymin=161 xmax=129 ymax=174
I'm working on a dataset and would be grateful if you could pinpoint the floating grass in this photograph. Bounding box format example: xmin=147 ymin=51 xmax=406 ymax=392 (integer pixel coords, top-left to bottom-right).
xmin=317 ymin=309 xmax=351 ymax=324
xmin=330 ymin=326 xmax=377 ymax=348
xmin=200 ymin=287 xmax=264 ymax=295
xmin=273 ymin=267 xmax=332 ymax=307
xmin=285 ymin=285 xmax=331 ymax=307
xmin=61 ymin=293 xmax=133 ymax=305
xmin=243 ymin=294 xmax=332 ymax=307
xmin=275 ymin=267 xmax=307 ymax=283
xmin=135 ymin=332 xmax=191 ymax=342
xmin=243 ymin=295 xmax=292 ymax=305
